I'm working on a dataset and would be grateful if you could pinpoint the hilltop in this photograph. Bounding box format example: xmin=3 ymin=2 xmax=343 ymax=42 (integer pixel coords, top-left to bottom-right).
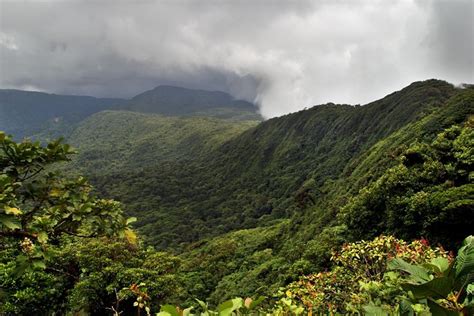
xmin=0 ymin=85 xmax=261 ymax=140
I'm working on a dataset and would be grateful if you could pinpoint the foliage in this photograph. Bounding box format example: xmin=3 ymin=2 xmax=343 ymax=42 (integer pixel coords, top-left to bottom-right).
xmin=0 ymin=89 xmax=124 ymax=139
xmin=65 ymin=110 xmax=259 ymax=174
xmin=0 ymin=237 xmax=186 ymax=315
xmin=71 ymin=79 xmax=470 ymax=252
xmin=121 ymin=85 xmax=261 ymax=120
xmin=1 ymin=80 xmax=473 ymax=313
xmin=150 ymin=235 xmax=473 ymax=315
xmin=388 ymin=235 xmax=474 ymax=314
xmin=279 ymin=235 xmax=452 ymax=314
xmin=0 ymin=132 xmax=135 ymax=273
xmin=342 ymin=118 xmax=474 ymax=248
xmin=154 ymin=296 xmax=265 ymax=316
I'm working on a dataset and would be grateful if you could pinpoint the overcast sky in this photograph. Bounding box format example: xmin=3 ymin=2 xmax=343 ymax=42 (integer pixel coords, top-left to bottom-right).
xmin=0 ymin=0 xmax=472 ymax=118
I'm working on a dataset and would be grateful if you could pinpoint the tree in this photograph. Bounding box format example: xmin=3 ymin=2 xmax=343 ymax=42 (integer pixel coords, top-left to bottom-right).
xmin=0 ymin=132 xmax=135 ymax=272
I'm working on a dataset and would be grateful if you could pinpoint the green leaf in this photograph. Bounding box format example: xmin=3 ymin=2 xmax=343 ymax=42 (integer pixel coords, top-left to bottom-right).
xmin=425 ymin=257 xmax=451 ymax=274
xmin=217 ymin=298 xmax=243 ymax=316
xmin=182 ymin=307 xmax=194 ymax=316
xmin=32 ymin=260 xmax=46 ymax=270
xmin=159 ymin=305 xmax=179 ymax=316
xmin=0 ymin=214 xmax=21 ymax=229
xmin=388 ymin=258 xmax=431 ymax=282
xmin=402 ymin=276 xmax=453 ymax=299
xmin=363 ymin=303 xmax=389 ymax=316
xmin=454 ymin=235 xmax=474 ymax=282
xmin=426 ymin=299 xmax=461 ymax=316
xmin=195 ymin=298 xmax=208 ymax=311
xmin=126 ymin=217 xmax=137 ymax=225
xmin=37 ymin=231 xmax=48 ymax=244
xmin=398 ymin=299 xmax=415 ymax=316
xmin=467 ymin=283 xmax=474 ymax=294
xmin=248 ymin=296 xmax=265 ymax=310
xmin=4 ymin=206 xmax=22 ymax=215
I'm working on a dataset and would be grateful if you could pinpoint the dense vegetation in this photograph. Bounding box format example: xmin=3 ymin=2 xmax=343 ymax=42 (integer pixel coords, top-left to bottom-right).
xmin=64 ymin=111 xmax=259 ymax=174
xmin=120 ymin=85 xmax=261 ymax=120
xmin=0 ymin=89 xmax=125 ymax=139
xmin=1 ymin=79 xmax=473 ymax=314
xmin=0 ymin=86 xmax=260 ymax=141
xmin=69 ymin=80 xmax=472 ymax=249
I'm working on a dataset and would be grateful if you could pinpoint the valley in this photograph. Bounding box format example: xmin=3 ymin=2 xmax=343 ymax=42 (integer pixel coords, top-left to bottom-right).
xmin=1 ymin=79 xmax=473 ymax=314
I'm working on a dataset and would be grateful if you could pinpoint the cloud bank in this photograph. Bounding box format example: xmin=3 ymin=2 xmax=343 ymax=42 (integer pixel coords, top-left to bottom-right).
xmin=0 ymin=0 xmax=472 ymax=118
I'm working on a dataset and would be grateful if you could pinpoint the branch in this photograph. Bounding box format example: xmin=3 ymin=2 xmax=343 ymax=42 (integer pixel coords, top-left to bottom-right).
xmin=21 ymin=166 xmax=44 ymax=181
xmin=62 ymin=230 xmax=99 ymax=238
xmin=45 ymin=266 xmax=79 ymax=281
xmin=0 ymin=230 xmax=37 ymax=239
xmin=21 ymin=195 xmax=48 ymax=227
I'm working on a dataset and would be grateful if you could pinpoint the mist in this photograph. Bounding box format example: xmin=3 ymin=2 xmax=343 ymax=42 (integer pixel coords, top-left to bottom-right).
xmin=0 ymin=0 xmax=472 ymax=118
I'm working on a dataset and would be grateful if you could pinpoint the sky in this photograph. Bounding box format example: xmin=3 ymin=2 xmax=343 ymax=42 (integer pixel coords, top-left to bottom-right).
xmin=0 ymin=0 xmax=473 ymax=118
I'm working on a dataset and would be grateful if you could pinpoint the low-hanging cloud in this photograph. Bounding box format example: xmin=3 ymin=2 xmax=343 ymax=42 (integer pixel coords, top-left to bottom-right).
xmin=0 ymin=0 xmax=472 ymax=118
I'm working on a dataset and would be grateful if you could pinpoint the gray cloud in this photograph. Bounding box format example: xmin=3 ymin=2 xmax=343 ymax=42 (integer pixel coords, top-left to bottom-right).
xmin=0 ymin=0 xmax=472 ymax=118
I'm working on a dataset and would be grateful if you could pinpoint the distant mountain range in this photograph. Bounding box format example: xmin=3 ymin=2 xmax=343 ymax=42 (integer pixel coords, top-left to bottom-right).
xmin=0 ymin=85 xmax=261 ymax=139
xmin=121 ymin=85 xmax=259 ymax=119
xmin=1 ymin=78 xmax=473 ymax=304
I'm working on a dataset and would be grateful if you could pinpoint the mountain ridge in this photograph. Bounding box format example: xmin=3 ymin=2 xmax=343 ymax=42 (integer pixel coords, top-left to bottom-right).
xmin=68 ymin=79 xmax=473 ymax=250
xmin=0 ymin=85 xmax=262 ymax=139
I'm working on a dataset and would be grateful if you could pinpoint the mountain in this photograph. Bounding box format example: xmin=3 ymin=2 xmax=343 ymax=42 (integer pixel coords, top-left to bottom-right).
xmin=54 ymin=79 xmax=472 ymax=302
xmin=1 ymin=79 xmax=473 ymax=310
xmin=66 ymin=80 xmax=473 ymax=250
xmin=0 ymin=86 xmax=261 ymax=140
xmin=0 ymin=89 xmax=125 ymax=139
xmin=65 ymin=110 xmax=259 ymax=174
xmin=121 ymin=85 xmax=261 ymax=120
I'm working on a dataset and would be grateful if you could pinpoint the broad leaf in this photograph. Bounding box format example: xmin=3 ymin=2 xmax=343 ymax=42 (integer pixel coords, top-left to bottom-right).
xmin=363 ymin=303 xmax=389 ymax=316
xmin=217 ymin=298 xmax=243 ymax=316
xmin=424 ymin=257 xmax=451 ymax=274
xmin=426 ymin=299 xmax=461 ymax=316
xmin=158 ymin=305 xmax=180 ymax=316
xmin=0 ymin=214 xmax=21 ymax=229
xmin=126 ymin=217 xmax=137 ymax=225
xmin=388 ymin=258 xmax=431 ymax=282
xmin=402 ymin=276 xmax=453 ymax=299
xmin=454 ymin=236 xmax=474 ymax=282
xmin=4 ymin=206 xmax=22 ymax=215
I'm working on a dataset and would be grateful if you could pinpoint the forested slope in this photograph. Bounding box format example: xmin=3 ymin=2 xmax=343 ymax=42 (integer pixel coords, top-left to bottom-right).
xmin=121 ymin=85 xmax=260 ymax=120
xmin=0 ymin=85 xmax=261 ymax=141
xmin=176 ymin=80 xmax=474 ymax=302
xmin=79 ymin=80 xmax=471 ymax=249
xmin=1 ymin=79 xmax=473 ymax=314
xmin=0 ymin=89 xmax=125 ymax=139
xmin=65 ymin=110 xmax=259 ymax=173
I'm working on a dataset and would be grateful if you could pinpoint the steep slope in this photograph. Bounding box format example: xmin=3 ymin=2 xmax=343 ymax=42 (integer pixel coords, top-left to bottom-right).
xmin=121 ymin=85 xmax=261 ymax=120
xmin=78 ymin=80 xmax=472 ymax=249
xmin=0 ymin=89 xmax=125 ymax=139
xmin=5 ymin=79 xmax=471 ymax=304
xmin=65 ymin=110 xmax=259 ymax=174
xmin=0 ymin=86 xmax=261 ymax=140
xmin=177 ymin=82 xmax=474 ymax=302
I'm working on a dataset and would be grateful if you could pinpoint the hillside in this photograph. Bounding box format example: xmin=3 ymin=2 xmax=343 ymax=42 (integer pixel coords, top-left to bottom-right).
xmin=65 ymin=110 xmax=259 ymax=174
xmin=0 ymin=86 xmax=261 ymax=141
xmin=1 ymin=79 xmax=473 ymax=314
xmin=45 ymin=79 xmax=472 ymax=303
xmin=80 ymin=80 xmax=471 ymax=248
xmin=0 ymin=89 xmax=125 ymax=139
xmin=121 ymin=85 xmax=261 ymax=120
xmin=177 ymin=80 xmax=474 ymax=301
